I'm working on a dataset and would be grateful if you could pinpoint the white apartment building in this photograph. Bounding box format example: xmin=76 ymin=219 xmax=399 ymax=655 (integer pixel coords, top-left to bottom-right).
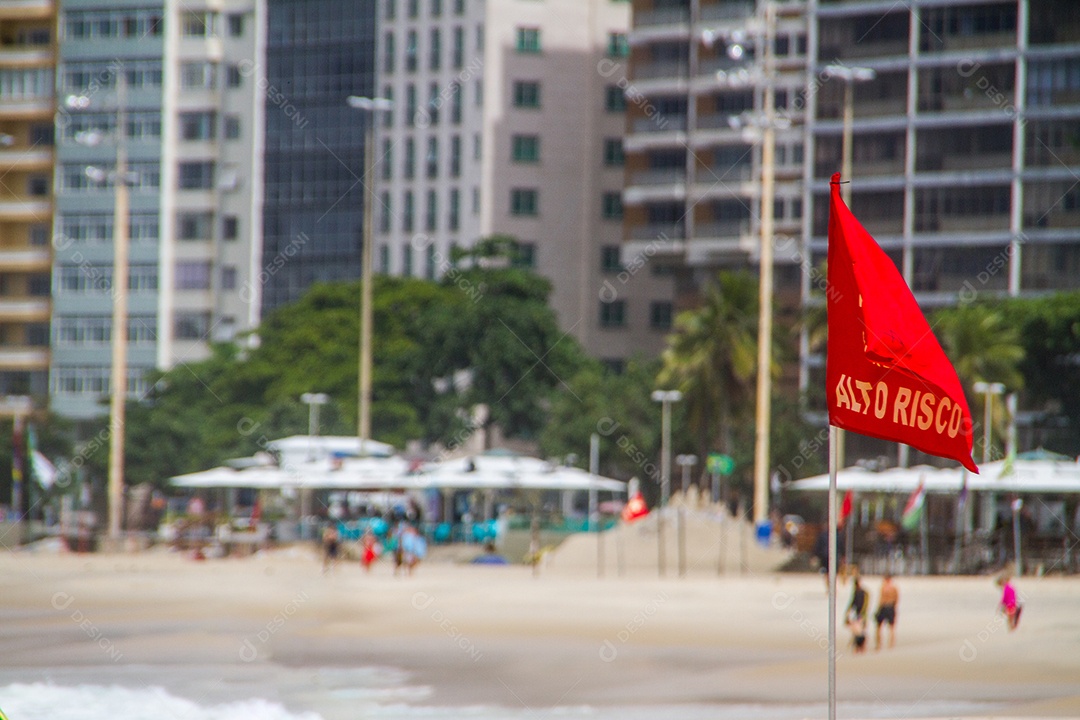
xmin=51 ymin=0 xmax=264 ymax=419
xmin=377 ymin=0 xmax=675 ymax=365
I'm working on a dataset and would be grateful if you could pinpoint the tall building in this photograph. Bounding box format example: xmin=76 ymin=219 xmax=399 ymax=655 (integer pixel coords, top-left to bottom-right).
xmin=0 ymin=0 xmax=56 ymax=404
xmin=259 ymin=0 xmax=376 ymax=313
xmin=803 ymin=0 xmax=1080 ymax=409
xmin=51 ymin=0 xmax=263 ymax=419
xmin=623 ymin=0 xmax=809 ymax=359
xmin=376 ymin=0 xmax=672 ymax=364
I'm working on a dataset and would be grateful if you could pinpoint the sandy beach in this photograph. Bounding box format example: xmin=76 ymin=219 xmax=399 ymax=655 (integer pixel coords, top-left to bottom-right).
xmin=0 ymin=540 xmax=1078 ymax=719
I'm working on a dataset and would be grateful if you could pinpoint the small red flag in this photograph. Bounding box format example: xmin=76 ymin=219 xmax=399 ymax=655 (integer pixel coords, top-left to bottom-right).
xmin=827 ymin=173 xmax=978 ymax=472
xmin=838 ymin=490 xmax=853 ymax=528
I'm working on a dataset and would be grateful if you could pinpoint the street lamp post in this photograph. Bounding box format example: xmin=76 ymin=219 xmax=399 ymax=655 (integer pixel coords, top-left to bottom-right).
xmin=346 ymin=96 xmax=393 ymax=454
xmin=822 ymin=65 xmax=876 ymax=205
xmin=300 ymin=392 xmax=329 ymax=457
xmin=652 ymin=389 xmax=682 ymax=578
xmin=973 ymin=381 xmax=1006 ymax=464
xmin=68 ymin=75 xmax=131 ymax=545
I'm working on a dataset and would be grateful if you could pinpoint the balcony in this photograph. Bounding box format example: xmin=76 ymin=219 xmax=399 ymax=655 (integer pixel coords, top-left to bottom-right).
xmin=0 ymin=248 xmax=51 ymax=270
xmin=0 ymin=1 xmax=54 ymax=20
xmin=0 ymin=47 xmax=54 ymax=66
xmin=0 ymin=198 xmax=50 ymax=219
xmin=629 ymin=223 xmax=685 ymax=242
xmin=696 ymin=219 xmax=753 ymax=238
xmin=700 ymin=2 xmax=755 ymax=22
xmin=630 ymin=168 xmax=687 ymax=186
xmin=0 ymin=347 xmax=49 ymax=369
xmin=0 ymin=297 xmax=49 ymax=321
xmin=698 ymin=163 xmax=753 ymax=183
xmin=636 ymin=7 xmax=689 ymax=28
xmin=0 ymin=97 xmax=54 ymax=118
xmin=631 ymin=7 xmax=690 ymax=45
xmin=0 ymin=148 xmax=52 ymax=171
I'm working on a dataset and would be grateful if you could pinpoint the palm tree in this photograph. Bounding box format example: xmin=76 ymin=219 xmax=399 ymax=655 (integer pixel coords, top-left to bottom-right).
xmin=934 ymin=303 xmax=1024 ymax=391
xmin=657 ymin=271 xmax=763 ymax=463
xmin=933 ymin=303 xmax=1024 ymax=455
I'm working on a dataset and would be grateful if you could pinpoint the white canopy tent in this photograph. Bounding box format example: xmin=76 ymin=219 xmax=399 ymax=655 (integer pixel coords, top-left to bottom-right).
xmin=170 ymin=449 xmax=625 ymax=494
xmin=787 ymin=457 xmax=1080 ymax=495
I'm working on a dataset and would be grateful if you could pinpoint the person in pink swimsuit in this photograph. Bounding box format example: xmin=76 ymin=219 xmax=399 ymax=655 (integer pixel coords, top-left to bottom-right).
xmin=997 ymin=575 xmax=1022 ymax=631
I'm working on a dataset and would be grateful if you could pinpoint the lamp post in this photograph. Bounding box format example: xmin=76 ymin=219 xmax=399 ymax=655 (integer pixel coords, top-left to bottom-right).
xmin=300 ymin=392 xmax=329 ymax=456
xmin=345 ymin=96 xmax=393 ymax=454
xmin=651 ymin=390 xmax=683 ymax=507
xmin=973 ymin=381 xmax=1005 ymax=464
xmin=675 ymin=454 xmax=698 ymax=495
xmin=67 ymin=75 xmax=131 ymax=545
xmin=821 ymin=65 xmax=876 ymax=204
xmin=651 ymin=389 xmax=682 ymax=578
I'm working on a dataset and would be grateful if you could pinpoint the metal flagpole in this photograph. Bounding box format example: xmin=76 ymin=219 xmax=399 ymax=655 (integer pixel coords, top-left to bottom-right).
xmin=828 ymin=425 xmax=838 ymax=720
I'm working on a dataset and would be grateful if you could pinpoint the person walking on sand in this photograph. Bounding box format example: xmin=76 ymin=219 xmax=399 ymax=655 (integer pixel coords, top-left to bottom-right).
xmin=997 ymin=574 xmax=1022 ymax=630
xmin=874 ymin=574 xmax=899 ymax=650
xmin=321 ymin=524 xmax=340 ymax=574
xmin=846 ymin=576 xmax=869 ymax=653
xmin=360 ymin=527 xmax=379 ymax=572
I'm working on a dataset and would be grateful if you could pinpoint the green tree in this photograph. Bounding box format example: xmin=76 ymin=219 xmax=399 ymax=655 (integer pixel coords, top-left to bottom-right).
xmin=657 ymin=271 xmax=763 ymax=462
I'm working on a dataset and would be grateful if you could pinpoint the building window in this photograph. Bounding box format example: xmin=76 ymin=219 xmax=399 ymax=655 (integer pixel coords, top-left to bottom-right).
xmin=381 ymin=138 xmax=393 ymax=180
xmin=179 ymin=111 xmax=216 ymax=141
xmin=403 ymin=190 xmax=415 ymax=232
xmin=427 ymin=82 xmax=440 ymax=125
xmin=29 ymin=123 xmax=54 ymax=146
xmin=432 ymin=0 xmax=442 ymax=16
xmin=225 ymin=115 xmax=241 ymax=139
xmin=379 ymin=244 xmax=390 ymax=273
xmin=227 ymin=13 xmax=243 ymax=37
xmin=406 ymin=30 xmax=418 ymax=72
xmin=384 ymin=32 xmax=396 ymax=73
xmin=221 ymin=266 xmax=238 ymax=290
xmin=408 ymin=0 xmax=419 ymax=18
xmin=175 ymin=261 xmax=211 ymax=290
xmin=180 ymin=61 xmax=217 ymax=89
xmin=453 ymin=26 xmax=465 ymax=69
xmin=449 ymin=188 xmax=460 ymax=231
xmin=510 ymin=188 xmax=539 ymax=216
xmin=605 ymin=85 xmax=626 ymax=112
xmin=402 ymin=243 xmax=414 ymax=276
xmin=223 ymin=216 xmax=239 ymax=240
xmin=430 ymin=28 xmax=442 ymax=70
xmin=404 ymin=138 xmax=415 ymax=179
xmin=386 ymin=0 xmax=396 ymax=20
xmin=181 ymin=11 xmax=216 ymax=37
xmin=512 ymin=81 xmax=541 ymax=108
xmin=603 ymin=138 xmax=624 ymax=166
xmin=29 ymin=225 xmax=49 ymax=246
xmin=178 ymin=161 xmax=214 ymax=190
xmin=514 ymin=242 xmax=536 ymax=268
xmin=383 ymin=86 xmax=395 ymax=127
xmin=451 ymin=82 xmax=463 ymax=123
xmin=177 ymin=212 xmax=213 ymax=240
xmin=175 ymin=312 xmax=210 ymax=340
xmin=601 ymin=245 xmax=623 ymax=273
xmin=426 ymin=189 xmax=438 ymax=231
xmin=454 ymin=0 xmax=465 ymax=15
xmin=512 ymin=134 xmax=540 ymax=163
xmin=516 ymin=27 xmax=541 ymax=53
xmin=426 ymin=245 xmax=437 ymax=279
xmin=426 ymin=136 xmax=439 ymax=178
xmin=600 ymin=300 xmax=626 ymax=328
xmin=28 ymin=275 xmax=50 ymax=297
xmin=27 ymin=175 xmax=49 ymax=196
xmin=607 ymin=32 xmax=629 ymax=57
xmin=650 ymin=301 xmax=673 ymax=330
xmin=380 ymin=192 xmax=392 ymax=233
xmin=405 ymin=83 xmax=417 ymax=126
xmin=450 ymin=135 xmax=461 ymax=177
xmin=602 ymin=192 xmax=623 ymax=220
xmin=226 ymin=65 xmax=242 ymax=87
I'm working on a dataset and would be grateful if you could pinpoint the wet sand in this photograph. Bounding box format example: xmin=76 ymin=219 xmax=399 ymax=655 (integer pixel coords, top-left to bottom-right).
xmin=0 ymin=545 xmax=1077 ymax=719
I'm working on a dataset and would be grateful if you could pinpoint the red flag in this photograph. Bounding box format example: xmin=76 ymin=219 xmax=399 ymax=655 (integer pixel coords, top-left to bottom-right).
xmin=621 ymin=492 xmax=649 ymax=523
xmin=838 ymin=490 xmax=853 ymax=528
xmin=827 ymin=173 xmax=978 ymax=472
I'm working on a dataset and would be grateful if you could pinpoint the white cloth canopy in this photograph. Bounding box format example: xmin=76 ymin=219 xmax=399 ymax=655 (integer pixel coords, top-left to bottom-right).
xmin=787 ymin=458 xmax=1080 ymax=495
xmin=171 ymin=449 xmax=625 ymax=493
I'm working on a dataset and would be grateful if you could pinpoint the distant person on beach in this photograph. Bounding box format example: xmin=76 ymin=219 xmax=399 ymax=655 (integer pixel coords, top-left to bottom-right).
xmin=471 ymin=542 xmax=509 ymax=565
xmin=322 ymin=525 xmax=340 ymax=573
xmin=874 ymin=574 xmax=899 ymax=650
xmin=360 ymin=527 xmax=379 ymax=572
xmin=846 ymin=576 xmax=869 ymax=653
xmin=400 ymin=524 xmax=427 ymax=576
xmin=997 ymin=574 xmax=1022 ymax=630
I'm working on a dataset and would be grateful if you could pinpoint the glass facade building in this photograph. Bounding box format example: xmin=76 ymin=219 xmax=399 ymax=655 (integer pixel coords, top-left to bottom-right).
xmin=260 ymin=0 xmax=377 ymax=313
